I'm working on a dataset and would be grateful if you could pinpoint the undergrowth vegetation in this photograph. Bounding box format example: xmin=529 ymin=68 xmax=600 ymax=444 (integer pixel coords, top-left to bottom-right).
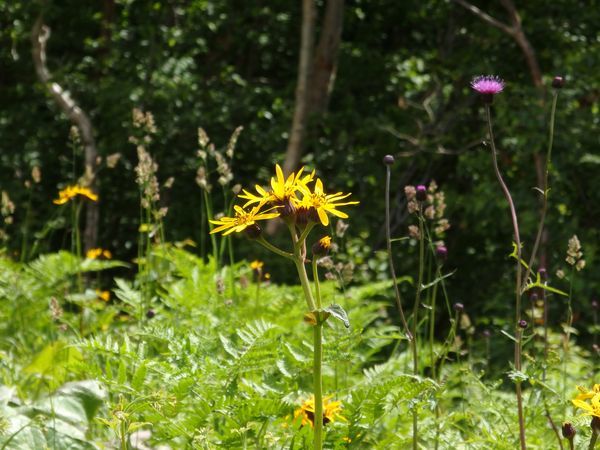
xmin=0 ymin=79 xmax=599 ymax=450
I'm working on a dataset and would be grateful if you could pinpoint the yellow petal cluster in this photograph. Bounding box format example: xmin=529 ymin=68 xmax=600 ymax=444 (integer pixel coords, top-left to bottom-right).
xmin=53 ymin=185 xmax=98 ymax=205
xmin=86 ymin=248 xmax=112 ymax=260
xmin=293 ymin=395 xmax=345 ymax=428
xmin=210 ymin=164 xmax=358 ymax=236
xmin=572 ymin=384 xmax=600 ymax=418
xmin=209 ymin=205 xmax=279 ymax=236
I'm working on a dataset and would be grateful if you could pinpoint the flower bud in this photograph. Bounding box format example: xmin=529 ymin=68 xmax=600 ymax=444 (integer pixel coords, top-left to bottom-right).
xmin=482 ymin=329 xmax=491 ymax=338
xmin=416 ymin=185 xmax=427 ymax=202
xmin=435 ymin=245 xmax=448 ymax=262
xmin=146 ymin=309 xmax=155 ymax=319
xmin=529 ymin=292 xmax=538 ymax=302
xmin=592 ymin=298 xmax=599 ymax=310
xmin=312 ymin=236 xmax=332 ymax=256
xmin=453 ymin=302 xmax=464 ymax=312
xmin=244 ymin=224 xmax=262 ymax=239
xmin=518 ymin=319 xmax=528 ymax=329
xmin=561 ymin=422 xmax=576 ymax=439
xmin=383 ymin=154 xmax=395 ymax=166
xmin=552 ymin=76 xmax=565 ymax=89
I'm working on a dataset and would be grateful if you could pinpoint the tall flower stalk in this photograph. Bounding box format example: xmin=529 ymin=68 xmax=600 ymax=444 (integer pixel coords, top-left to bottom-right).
xmin=210 ymin=164 xmax=358 ymax=450
xmin=382 ymin=155 xmax=416 ymax=447
xmin=472 ymin=75 xmax=526 ymax=450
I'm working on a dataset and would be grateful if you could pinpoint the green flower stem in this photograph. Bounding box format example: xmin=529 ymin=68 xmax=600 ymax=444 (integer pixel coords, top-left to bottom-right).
xmin=312 ymin=257 xmax=323 ymax=310
xmin=313 ymin=321 xmax=324 ymax=450
xmin=203 ymin=189 xmax=219 ymax=267
xmin=256 ymin=237 xmax=294 ymax=260
xmin=383 ymin=164 xmax=411 ymax=337
xmin=485 ymin=104 xmax=526 ymax=450
xmin=563 ymin=267 xmax=575 ymax=413
xmin=287 ymin=222 xmax=322 ymax=449
xmin=521 ymin=91 xmax=559 ymax=292
xmin=296 ymin=223 xmax=315 ymax=252
xmin=409 ymin=210 xmax=426 ymax=450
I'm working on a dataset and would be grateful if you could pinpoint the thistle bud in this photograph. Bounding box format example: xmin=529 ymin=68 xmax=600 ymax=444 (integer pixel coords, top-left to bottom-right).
xmin=552 ymin=76 xmax=565 ymax=89
xmin=592 ymin=298 xmax=599 ymax=310
xmin=482 ymin=329 xmax=491 ymax=338
xmin=383 ymin=154 xmax=395 ymax=166
xmin=518 ymin=319 xmax=528 ymax=329
xmin=453 ymin=303 xmax=464 ymax=312
xmin=435 ymin=245 xmax=448 ymax=263
xmin=146 ymin=309 xmax=155 ymax=319
xmin=312 ymin=236 xmax=332 ymax=256
xmin=561 ymin=422 xmax=576 ymax=439
xmin=416 ymin=185 xmax=427 ymax=202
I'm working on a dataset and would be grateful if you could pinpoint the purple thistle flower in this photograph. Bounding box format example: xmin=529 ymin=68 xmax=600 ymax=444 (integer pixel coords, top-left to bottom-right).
xmin=471 ymin=75 xmax=505 ymax=103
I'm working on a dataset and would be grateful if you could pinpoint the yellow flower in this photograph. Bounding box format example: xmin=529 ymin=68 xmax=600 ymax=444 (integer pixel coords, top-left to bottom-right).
xmin=238 ymin=164 xmax=314 ymax=208
xmin=209 ymin=205 xmax=280 ymax=236
xmin=86 ymin=248 xmax=112 ymax=260
xmin=293 ymin=395 xmax=345 ymax=427
xmin=312 ymin=235 xmax=332 ymax=256
xmin=53 ymin=185 xmax=98 ymax=205
xmin=298 ymin=178 xmax=359 ymax=226
xmin=572 ymin=384 xmax=600 ymax=418
xmin=95 ymin=290 xmax=111 ymax=302
xmin=250 ymin=260 xmax=264 ymax=270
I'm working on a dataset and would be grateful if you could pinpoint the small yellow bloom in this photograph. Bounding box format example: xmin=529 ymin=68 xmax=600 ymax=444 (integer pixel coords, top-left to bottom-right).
xmin=53 ymin=185 xmax=98 ymax=205
xmin=572 ymin=384 xmax=600 ymax=418
xmin=298 ymin=178 xmax=358 ymax=226
xmin=86 ymin=248 xmax=112 ymax=260
xmin=293 ymin=395 xmax=345 ymax=428
xmin=250 ymin=260 xmax=264 ymax=270
xmin=209 ymin=205 xmax=280 ymax=236
xmin=238 ymin=164 xmax=314 ymax=208
xmin=95 ymin=290 xmax=111 ymax=302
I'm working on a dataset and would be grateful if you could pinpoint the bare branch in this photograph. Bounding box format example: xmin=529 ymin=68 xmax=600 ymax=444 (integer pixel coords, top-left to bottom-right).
xmin=452 ymin=0 xmax=514 ymax=35
xmin=32 ymin=16 xmax=99 ymax=250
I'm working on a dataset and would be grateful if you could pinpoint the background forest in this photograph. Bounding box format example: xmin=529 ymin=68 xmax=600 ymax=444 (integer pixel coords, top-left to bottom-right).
xmin=0 ymin=1 xmax=599 ymax=449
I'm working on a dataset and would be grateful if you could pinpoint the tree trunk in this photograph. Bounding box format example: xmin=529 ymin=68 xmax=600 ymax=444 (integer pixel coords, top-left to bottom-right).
xmin=283 ymin=0 xmax=316 ymax=177
xmin=308 ymin=0 xmax=344 ymax=116
xmin=31 ymin=16 xmax=99 ymax=251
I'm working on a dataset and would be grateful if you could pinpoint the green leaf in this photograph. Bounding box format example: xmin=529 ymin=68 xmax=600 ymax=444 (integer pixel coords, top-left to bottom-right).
xmin=524 ymin=272 xmax=568 ymax=296
xmin=324 ymin=304 xmax=350 ymax=328
xmin=421 ymin=270 xmax=456 ymax=290
xmin=499 ymin=330 xmax=517 ymax=343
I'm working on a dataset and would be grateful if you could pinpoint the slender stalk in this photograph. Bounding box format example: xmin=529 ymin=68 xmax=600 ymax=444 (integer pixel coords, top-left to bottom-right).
xmin=312 ymin=258 xmax=322 ymax=310
xmin=567 ymin=437 xmax=574 ymax=450
xmin=256 ymin=237 xmax=294 ymax=260
xmin=293 ymin=253 xmax=316 ymax=312
xmin=313 ymin=318 xmax=324 ymax=450
xmin=521 ymin=91 xmax=559 ymax=291
xmin=288 ymin=222 xmax=322 ymax=449
xmin=383 ymin=164 xmax=411 ymax=338
xmin=485 ymin=104 xmax=526 ymax=450
xmin=203 ymin=189 xmax=219 ymax=267
xmin=563 ymin=267 xmax=575 ymax=413
xmin=410 ymin=211 xmax=426 ymax=450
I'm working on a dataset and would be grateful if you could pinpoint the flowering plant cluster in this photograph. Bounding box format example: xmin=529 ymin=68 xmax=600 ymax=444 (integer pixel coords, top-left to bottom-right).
xmin=209 ymin=163 xmax=358 ymax=450
xmin=404 ymin=181 xmax=449 ymax=240
xmin=210 ymin=164 xmax=358 ymax=237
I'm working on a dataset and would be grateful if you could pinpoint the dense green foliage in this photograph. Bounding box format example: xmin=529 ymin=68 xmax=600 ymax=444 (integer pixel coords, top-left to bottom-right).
xmin=0 ymin=248 xmax=596 ymax=448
